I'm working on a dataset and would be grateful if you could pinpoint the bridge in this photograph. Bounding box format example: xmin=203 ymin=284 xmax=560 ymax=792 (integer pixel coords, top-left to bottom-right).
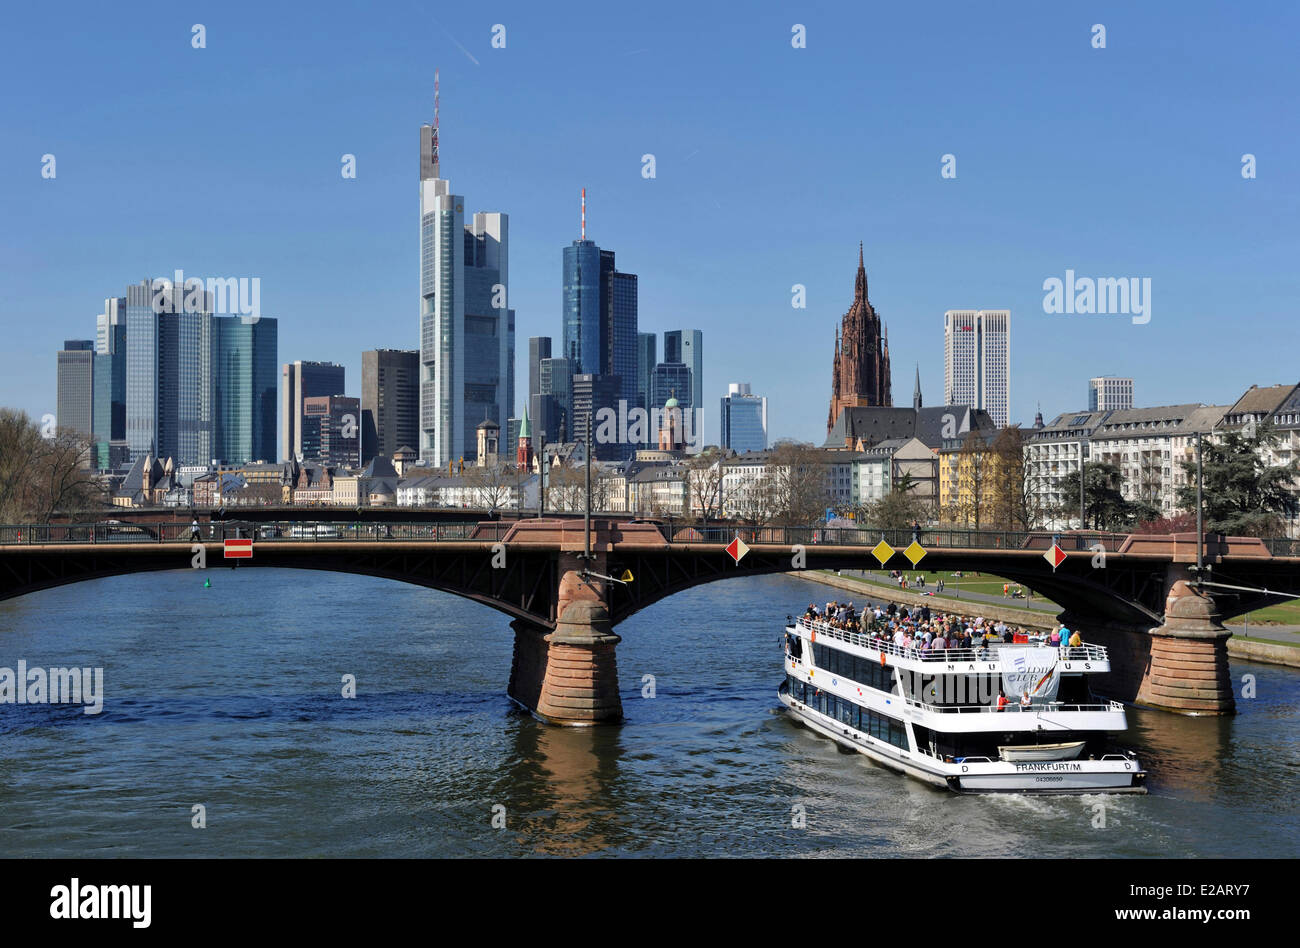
xmin=3 ymin=519 xmax=1298 ymax=723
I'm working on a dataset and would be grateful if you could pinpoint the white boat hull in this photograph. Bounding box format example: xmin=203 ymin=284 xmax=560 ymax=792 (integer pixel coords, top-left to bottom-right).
xmin=779 ymin=687 xmax=1145 ymax=795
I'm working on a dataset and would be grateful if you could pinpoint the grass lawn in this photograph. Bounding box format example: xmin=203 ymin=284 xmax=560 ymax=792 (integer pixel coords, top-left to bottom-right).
xmin=823 ymin=570 xmax=1300 ymax=627
xmin=858 ymin=569 xmax=1038 ymax=599
xmin=1235 ymin=599 xmax=1300 ymax=627
xmin=821 ymin=569 xmax=1053 ymax=607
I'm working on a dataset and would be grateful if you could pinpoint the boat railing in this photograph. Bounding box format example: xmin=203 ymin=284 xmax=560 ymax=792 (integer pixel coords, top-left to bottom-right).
xmin=795 ymin=618 xmax=1108 ymax=664
xmin=903 ymin=696 xmax=1123 ymax=714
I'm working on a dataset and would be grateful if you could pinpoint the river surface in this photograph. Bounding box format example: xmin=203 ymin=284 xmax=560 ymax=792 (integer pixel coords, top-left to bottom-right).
xmin=0 ymin=570 xmax=1295 ymax=857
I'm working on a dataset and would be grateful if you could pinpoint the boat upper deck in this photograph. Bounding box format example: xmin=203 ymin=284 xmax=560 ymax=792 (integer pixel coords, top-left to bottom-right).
xmin=790 ymin=617 xmax=1109 ymax=669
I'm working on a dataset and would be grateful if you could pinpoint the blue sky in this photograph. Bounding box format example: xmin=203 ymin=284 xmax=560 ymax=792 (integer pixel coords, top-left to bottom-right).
xmin=3 ymin=0 xmax=1298 ymax=444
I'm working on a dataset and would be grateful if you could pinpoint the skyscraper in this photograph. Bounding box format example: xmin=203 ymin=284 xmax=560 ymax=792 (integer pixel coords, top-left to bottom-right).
xmin=561 ymin=191 xmax=638 ymax=452
xmin=303 ymin=395 xmax=360 ymax=467
xmin=528 ymin=336 xmax=551 ymax=399
xmin=944 ymin=309 xmax=1011 ymax=429
xmin=720 ymin=382 xmax=767 ymax=454
xmin=418 ymin=71 xmax=514 ymax=465
xmin=651 ymin=362 xmax=692 ymax=416
xmin=827 ymin=244 xmax=891 ymax=433
xmin=1089 ymin=377 xmax=1135 ymax=412
xmin=125 ymin=278 xmax=214 ymax=464
xmin=663 ymin=329 xmax=703 ymax=440
xmin=572 ymin=373 xmax=623 ymax=461
xmin=211 ymin=316 xmax=278 ymax=464
xmin=636 ymin=332 xmax=656 ymax=409
xmin=536 ymin=355 xmax=572 ymax=444
xmin=282 ymin=360 xmax=346 ymax=462
xmin=362 ymin=349 xmax=419 ymax=463
xmin=634 ymin=332 xmax=657 ymax=446
xmin=56 ymin=340 xmax=95 ymax=439
xmin=93 ymin=297 xmax=128 ymax=468
xmin=123 ymin=278 xmax=277 ymax=465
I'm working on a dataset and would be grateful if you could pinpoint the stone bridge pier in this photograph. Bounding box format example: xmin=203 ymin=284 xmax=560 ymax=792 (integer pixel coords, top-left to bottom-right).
xmin=1062 ymin=565 xmax=1235 ymax=715
xmin=508 ymin=554 xmax=623 ymax=726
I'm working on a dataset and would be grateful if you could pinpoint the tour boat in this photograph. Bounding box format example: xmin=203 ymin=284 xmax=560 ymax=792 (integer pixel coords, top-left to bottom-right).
xmin=779 ymin=617 xmax=1147 ymax=794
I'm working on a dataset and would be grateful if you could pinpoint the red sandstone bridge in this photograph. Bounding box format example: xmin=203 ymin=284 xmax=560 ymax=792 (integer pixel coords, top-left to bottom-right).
xmin=2 ymin=519 xmax=1298 ymax=723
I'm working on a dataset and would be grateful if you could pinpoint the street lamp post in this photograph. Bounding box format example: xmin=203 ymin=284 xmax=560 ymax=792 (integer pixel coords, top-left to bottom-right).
xmin=1079 ymin=445 xmax=1087 ymax=533
xmin=583 ymin=410 xmax=593 ymax=565
xmin=1195 ymin=429 xmax=1204 ymax=575
xmin=537 ymin=429 xmax=547 ymax=519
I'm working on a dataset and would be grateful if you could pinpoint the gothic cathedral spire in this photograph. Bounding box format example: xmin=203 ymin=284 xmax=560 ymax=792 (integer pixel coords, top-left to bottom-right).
xmin=828 ymin=243 xmax=893 ymax=434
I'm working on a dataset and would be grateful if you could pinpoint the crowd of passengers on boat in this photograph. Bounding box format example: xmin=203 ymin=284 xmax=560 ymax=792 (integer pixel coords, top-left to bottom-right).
xmin=799 ymin=600 xmax=1084 ymax=660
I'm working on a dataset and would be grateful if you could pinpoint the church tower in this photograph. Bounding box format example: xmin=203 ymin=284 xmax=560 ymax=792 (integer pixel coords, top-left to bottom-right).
xmin=827 ymin=243 xmax=893 ymax=433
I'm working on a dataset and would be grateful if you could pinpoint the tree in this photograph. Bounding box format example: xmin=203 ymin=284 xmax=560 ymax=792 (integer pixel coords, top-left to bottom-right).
xmin=1174 ymin=421 xmax=1299 ymax=536
xmin=988 ymin=427 xmax=1034 ymax=529
xmin=547 ymin=464 xmax=585 ymax=512
xmin=867 ymin=475 xmax=929 ymax=530
xmin=765 ymin=440 xmax=831 ymax=525
xmin=728 ymin=463 xmax=776 ymax=524
xmin=0 ymin=408 xmax=106 ymax=522
xmin=684 ymin=448 xmax=729 ymax=522
xmin=1133 ymin=511 xmax=1197 ymax=535
xmin=955 ymin=430 xmax=990 ymax=528
xmin=463 ymin=463 xmax=516 ymax=510
xmin=1058 ymin=461 xmax=1138 ymax=530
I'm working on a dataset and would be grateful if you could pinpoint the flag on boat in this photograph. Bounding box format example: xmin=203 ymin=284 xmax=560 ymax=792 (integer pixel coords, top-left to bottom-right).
xmin=999 ymin=647 xmax=1060 ymax=701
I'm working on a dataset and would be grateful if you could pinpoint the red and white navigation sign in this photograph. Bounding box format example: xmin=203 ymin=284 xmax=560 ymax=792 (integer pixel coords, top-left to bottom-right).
xmin=725 ymin=536 xmax=749 ymax=564
xmin=224 ymin=538 xmax=254 ymax=559
xmin=1044 ymin=543 xmax=1066 ymax=571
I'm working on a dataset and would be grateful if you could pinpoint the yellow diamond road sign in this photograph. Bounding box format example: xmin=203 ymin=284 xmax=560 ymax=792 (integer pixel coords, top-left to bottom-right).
xmin=903 ymin=541 xmax=927 ymax=567
xmin=871 ymin=540 xmax=895 ymax=566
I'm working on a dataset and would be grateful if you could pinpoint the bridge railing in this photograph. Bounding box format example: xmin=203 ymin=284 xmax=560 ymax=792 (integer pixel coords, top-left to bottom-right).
xmin=2 ymin=520 xmax=1296 ymax=555
xmin=0 ymin=521 xmax=510 ymax=545
xmin=674 ymin=525 xmax=1132 ymax=552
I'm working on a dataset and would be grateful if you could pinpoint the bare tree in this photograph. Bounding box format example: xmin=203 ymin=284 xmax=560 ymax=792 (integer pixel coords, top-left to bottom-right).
xmin=685 ymin=448 xmax=730 ymax=522
xmin=727 ymin=464 xmax=776 ymax=524
xmin=989 ymin=427 xmax=1032 ymax=529
xmin=463 ymin=463 xmax=516 ymax=509
xmin=0 ymin=409 xmax=105 ymax=522
xmin=766 ymin=440 xmax=831 ymax=525
xmin=956 ymin=430 xmax=989 ymax=528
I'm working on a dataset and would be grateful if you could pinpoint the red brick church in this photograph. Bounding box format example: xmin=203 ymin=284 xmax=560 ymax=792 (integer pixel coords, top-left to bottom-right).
xmin=827 ymin=243 xmax=892 ymax=433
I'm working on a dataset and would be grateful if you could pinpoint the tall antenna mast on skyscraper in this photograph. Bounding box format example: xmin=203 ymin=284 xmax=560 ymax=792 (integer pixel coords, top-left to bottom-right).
xmin=432 ymin=69 xmax=440 ymax=175
xmin=581 ymin=187 xmax=586 ymax=240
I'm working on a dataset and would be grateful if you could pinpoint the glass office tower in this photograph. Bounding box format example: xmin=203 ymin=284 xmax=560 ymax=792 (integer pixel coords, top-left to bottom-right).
xmin=92 ymin=309 xmax=127 ymax=469
xmin=663 ymin=329 xmax=704 ymax=432
xmin=213 ymin=316 xmax=278 ymax=464
xmin=562 ymin=241 xmax=602 ymax=375
xmin=419 ymin=114 xmax=513 ymax=465
xmin=720 ymin=382 xmax=768 ymax=454
xmin=56 ymin=340 xmax=95 ymax=438
xmin=123 ymin=277 xmax=275 ymax=465
xmin=125 ymin=279 xmax=213 ymax=463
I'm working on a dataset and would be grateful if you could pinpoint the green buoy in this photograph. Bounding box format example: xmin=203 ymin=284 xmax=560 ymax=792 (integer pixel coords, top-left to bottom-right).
xmin=204 ymin=578 xmax=211 ymax=588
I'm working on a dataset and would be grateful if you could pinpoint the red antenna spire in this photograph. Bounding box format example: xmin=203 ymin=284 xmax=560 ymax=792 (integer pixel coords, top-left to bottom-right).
xmin=581 ymin=187 xmax=586 ymax=240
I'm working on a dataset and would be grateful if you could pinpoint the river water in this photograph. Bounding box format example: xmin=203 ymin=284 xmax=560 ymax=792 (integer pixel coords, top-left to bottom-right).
xmin=0 ymin=569 xmax=1295 ymax=857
